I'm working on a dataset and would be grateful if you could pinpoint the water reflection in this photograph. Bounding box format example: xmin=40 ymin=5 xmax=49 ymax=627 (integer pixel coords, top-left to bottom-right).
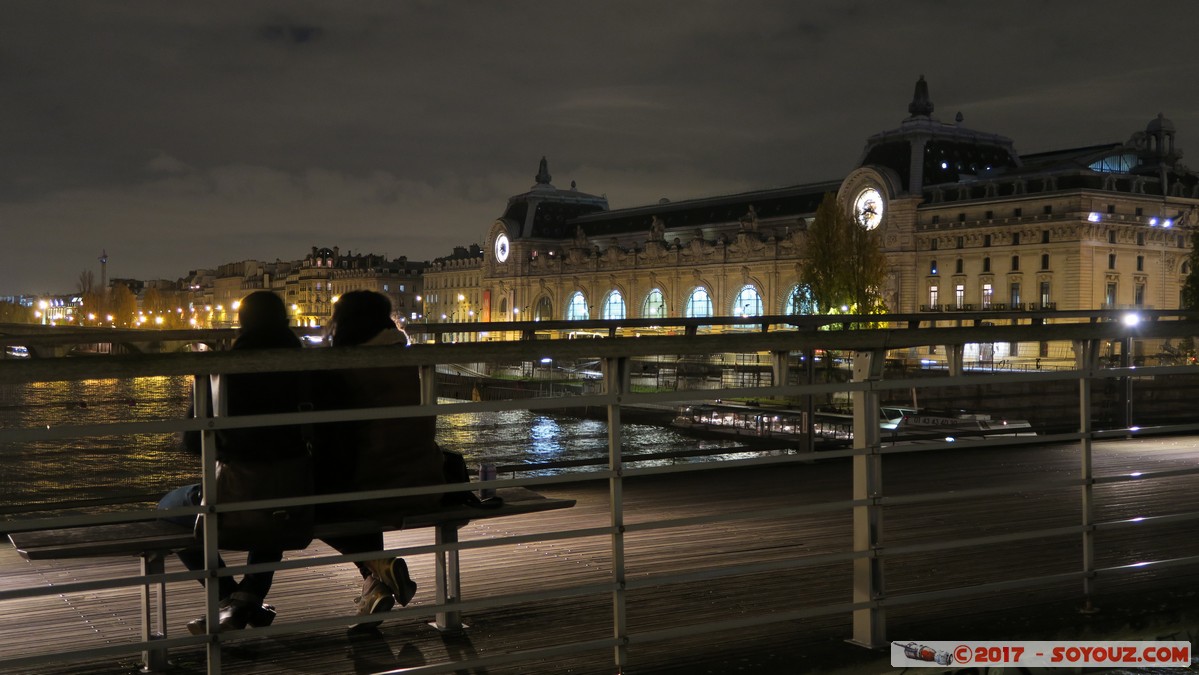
xmin=530 ymin=415 xmax=564 ymax=457
xmin=0 ymin=378 xmax=759 ymax=509
xmin=0 ymin=376 xmax=196 ymax=509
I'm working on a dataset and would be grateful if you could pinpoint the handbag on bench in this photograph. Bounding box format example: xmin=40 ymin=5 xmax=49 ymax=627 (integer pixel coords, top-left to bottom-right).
xmin=197 ymin=452 xmax=315 ymax=550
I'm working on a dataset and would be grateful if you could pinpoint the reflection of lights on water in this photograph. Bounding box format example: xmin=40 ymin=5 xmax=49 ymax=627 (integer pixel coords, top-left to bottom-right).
xmin=530 ymin=415 xmax=564 ymax=456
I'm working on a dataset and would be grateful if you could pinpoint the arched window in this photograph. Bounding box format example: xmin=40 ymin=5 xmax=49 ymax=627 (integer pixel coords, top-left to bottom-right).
xmin=642 ymin=288 xmax=666 ymax=319
xmin=786 ymin=284 xmax=814 ymax=315
xmin=533 ymin=296 xmax=553 ymax=321
xmin=566 ymin=292 xmax=589 ymax=321
xmin=498 ymin=298 xmax=508 ymax=315
xmin=685 ymin=287 xmax=712 ymax=318
xmin=601 ymin=290 xmax=625 ymax=320
xmin=733 ymin=285 xmax=763 ymax=317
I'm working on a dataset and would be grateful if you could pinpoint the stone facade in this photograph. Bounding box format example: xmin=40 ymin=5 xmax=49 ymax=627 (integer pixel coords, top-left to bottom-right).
xmin=459 ymin=79 xmax=1199 ymax=336
xmin=188 ymin=247 xmax=424 ymax=329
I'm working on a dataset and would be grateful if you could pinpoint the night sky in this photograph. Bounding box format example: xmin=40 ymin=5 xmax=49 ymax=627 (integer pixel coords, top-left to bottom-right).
xmin=4 ymin=1 xmax=1199 ymax=295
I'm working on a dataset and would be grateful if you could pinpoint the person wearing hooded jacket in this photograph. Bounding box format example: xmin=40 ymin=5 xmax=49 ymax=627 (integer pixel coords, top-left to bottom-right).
xmin=315 ymin=290 xmax=444 ymax=627
xmin=157 ymin=290 xmax=306 ymax=635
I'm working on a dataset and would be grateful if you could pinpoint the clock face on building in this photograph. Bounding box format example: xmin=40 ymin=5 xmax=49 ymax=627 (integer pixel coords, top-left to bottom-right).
xmin=854 ymin=187 xmax=884 ymax=230
xmin=494 ymin=233 xmax=510 ymax=263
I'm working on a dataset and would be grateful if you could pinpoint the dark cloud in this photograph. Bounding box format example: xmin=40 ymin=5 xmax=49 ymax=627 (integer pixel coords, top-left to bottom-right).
xmin=2 ymin=0 xmax=1199 ymax=294
xmin=257 ymin=22 xmax=324 ymax=45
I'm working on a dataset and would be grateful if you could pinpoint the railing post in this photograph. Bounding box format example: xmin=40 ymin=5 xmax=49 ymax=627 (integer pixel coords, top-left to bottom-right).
xmin=603 ymin=356 xmax=629 ymax=673
xmin=419 ymin=364 xmax=465 ymax=630
xmin=1122 ymin=336 xmax=1133 ymax=427
xmin=198 ymin=374 xmax=223 ymax=674
xmin=804 ymin=349 xmax=816 ymax=453
xmin=140 ymin=552 xmax=169 ymax=673
xmin=770 ymin=350 xmax=789 ymax=394
xmin=946 ymin=344 xmax=964 ymax=376
xmin=1075 ymin=339 xmax=1098 ymax=613
xmin=850 ymin=350 xmax=886 ymax=648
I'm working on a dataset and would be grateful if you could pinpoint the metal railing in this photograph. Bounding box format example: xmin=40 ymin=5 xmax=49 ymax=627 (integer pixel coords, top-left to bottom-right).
xmin=3 ymin=315 xmax=1199 ymax=673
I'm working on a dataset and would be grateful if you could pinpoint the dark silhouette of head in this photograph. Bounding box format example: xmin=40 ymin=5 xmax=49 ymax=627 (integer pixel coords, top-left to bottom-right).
xmin=233 ymin=291 xmax=300 ymax=349
xmin=238 ymin=291 xmax=289 ymax=334
xmin=329 ymin=290 xmax=399 ymax=347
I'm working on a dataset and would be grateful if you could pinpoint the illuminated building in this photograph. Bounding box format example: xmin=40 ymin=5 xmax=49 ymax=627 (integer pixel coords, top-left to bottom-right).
xmin=468 ymin=78 xmax=1198 ymax=348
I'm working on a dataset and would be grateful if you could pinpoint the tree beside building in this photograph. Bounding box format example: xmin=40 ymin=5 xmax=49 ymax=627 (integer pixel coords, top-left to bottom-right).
xmin=798 ymin=193 xmax=887 ymax=315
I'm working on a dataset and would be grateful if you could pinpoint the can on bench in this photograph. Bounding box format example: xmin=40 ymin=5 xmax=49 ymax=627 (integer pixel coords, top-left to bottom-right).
xmin=479 ymin=463 xmax=497 ymax=499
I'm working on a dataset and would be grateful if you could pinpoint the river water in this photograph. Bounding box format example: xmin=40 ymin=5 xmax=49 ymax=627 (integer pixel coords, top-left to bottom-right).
xmin=0 ymin=376 xmax=756 ymax=511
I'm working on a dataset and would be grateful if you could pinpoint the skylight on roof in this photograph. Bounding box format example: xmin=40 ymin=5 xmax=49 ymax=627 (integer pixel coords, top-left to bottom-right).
xmin=1089 ymin=153 xmax=1138 ymax=173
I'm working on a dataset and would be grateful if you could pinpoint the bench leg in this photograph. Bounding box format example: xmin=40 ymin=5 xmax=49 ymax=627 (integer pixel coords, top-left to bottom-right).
xmin=432 ymin=524 xmax=465 ymax=632
xmin=139 ymin=553 xmax=170 ymax=673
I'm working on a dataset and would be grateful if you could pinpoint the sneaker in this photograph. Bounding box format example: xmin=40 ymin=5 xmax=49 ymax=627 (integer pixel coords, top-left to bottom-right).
xmin=364 ymin=557 xmax=418 ymax=606
xmin=353 ymin=574 xmax=395 ymax=628
xmin=186 ymin=593 xmax=276 ymax=635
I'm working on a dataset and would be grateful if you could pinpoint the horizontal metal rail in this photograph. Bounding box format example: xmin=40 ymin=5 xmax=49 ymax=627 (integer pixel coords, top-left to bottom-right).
xmin=3 ymin=318 xmax=1199 ymax=672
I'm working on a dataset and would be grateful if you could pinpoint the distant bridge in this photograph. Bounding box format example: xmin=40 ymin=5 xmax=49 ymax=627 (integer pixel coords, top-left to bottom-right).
xmin=0 ymin=324 xmax=238 ymax=358
xmin=3 ymin=306 xmax=1195 ymax=363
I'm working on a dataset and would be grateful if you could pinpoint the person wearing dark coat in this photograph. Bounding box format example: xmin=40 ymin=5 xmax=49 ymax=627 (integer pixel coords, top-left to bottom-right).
xmin=315 ymin=290 xmax=444 ymax=628
xmin=157 ymin=290 xmax=306 ymax=635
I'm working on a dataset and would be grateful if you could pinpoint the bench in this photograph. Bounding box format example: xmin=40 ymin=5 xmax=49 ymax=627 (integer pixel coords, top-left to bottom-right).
xmin=7 ymin=487 xmax=575 ymax=672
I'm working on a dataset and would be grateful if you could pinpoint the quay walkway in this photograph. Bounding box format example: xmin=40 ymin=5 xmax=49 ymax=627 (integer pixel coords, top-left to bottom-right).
xmin=3 ymin=437 xmax=1199 ymax=674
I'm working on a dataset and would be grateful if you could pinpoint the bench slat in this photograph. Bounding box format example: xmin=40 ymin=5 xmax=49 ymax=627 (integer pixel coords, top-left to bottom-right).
xmin=8 ymin=488 xmax=576 ymax=561
xmin=9 ymin=520 xmax=194 ymax=560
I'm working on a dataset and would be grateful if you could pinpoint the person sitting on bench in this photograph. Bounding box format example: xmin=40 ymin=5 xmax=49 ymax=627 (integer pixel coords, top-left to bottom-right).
xmin=157 ymin=291 xmax=306 ymax=634
xmin=316 ymin=290 xmax=445 ymax=628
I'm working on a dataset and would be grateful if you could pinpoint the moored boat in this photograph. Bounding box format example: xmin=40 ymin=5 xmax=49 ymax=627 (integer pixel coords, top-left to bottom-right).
xmin=673 ymin=402 xmax=1034 ymax=447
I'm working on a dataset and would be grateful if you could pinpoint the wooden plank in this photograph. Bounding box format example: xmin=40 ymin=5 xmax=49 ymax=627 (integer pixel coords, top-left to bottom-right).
xmin=3 ymin=444 xmax=1199 ymax=674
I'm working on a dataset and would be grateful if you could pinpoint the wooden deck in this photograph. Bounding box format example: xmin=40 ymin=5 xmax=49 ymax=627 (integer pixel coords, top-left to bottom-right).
xmin=4 ymin=437 xmax=1199 ymax=674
